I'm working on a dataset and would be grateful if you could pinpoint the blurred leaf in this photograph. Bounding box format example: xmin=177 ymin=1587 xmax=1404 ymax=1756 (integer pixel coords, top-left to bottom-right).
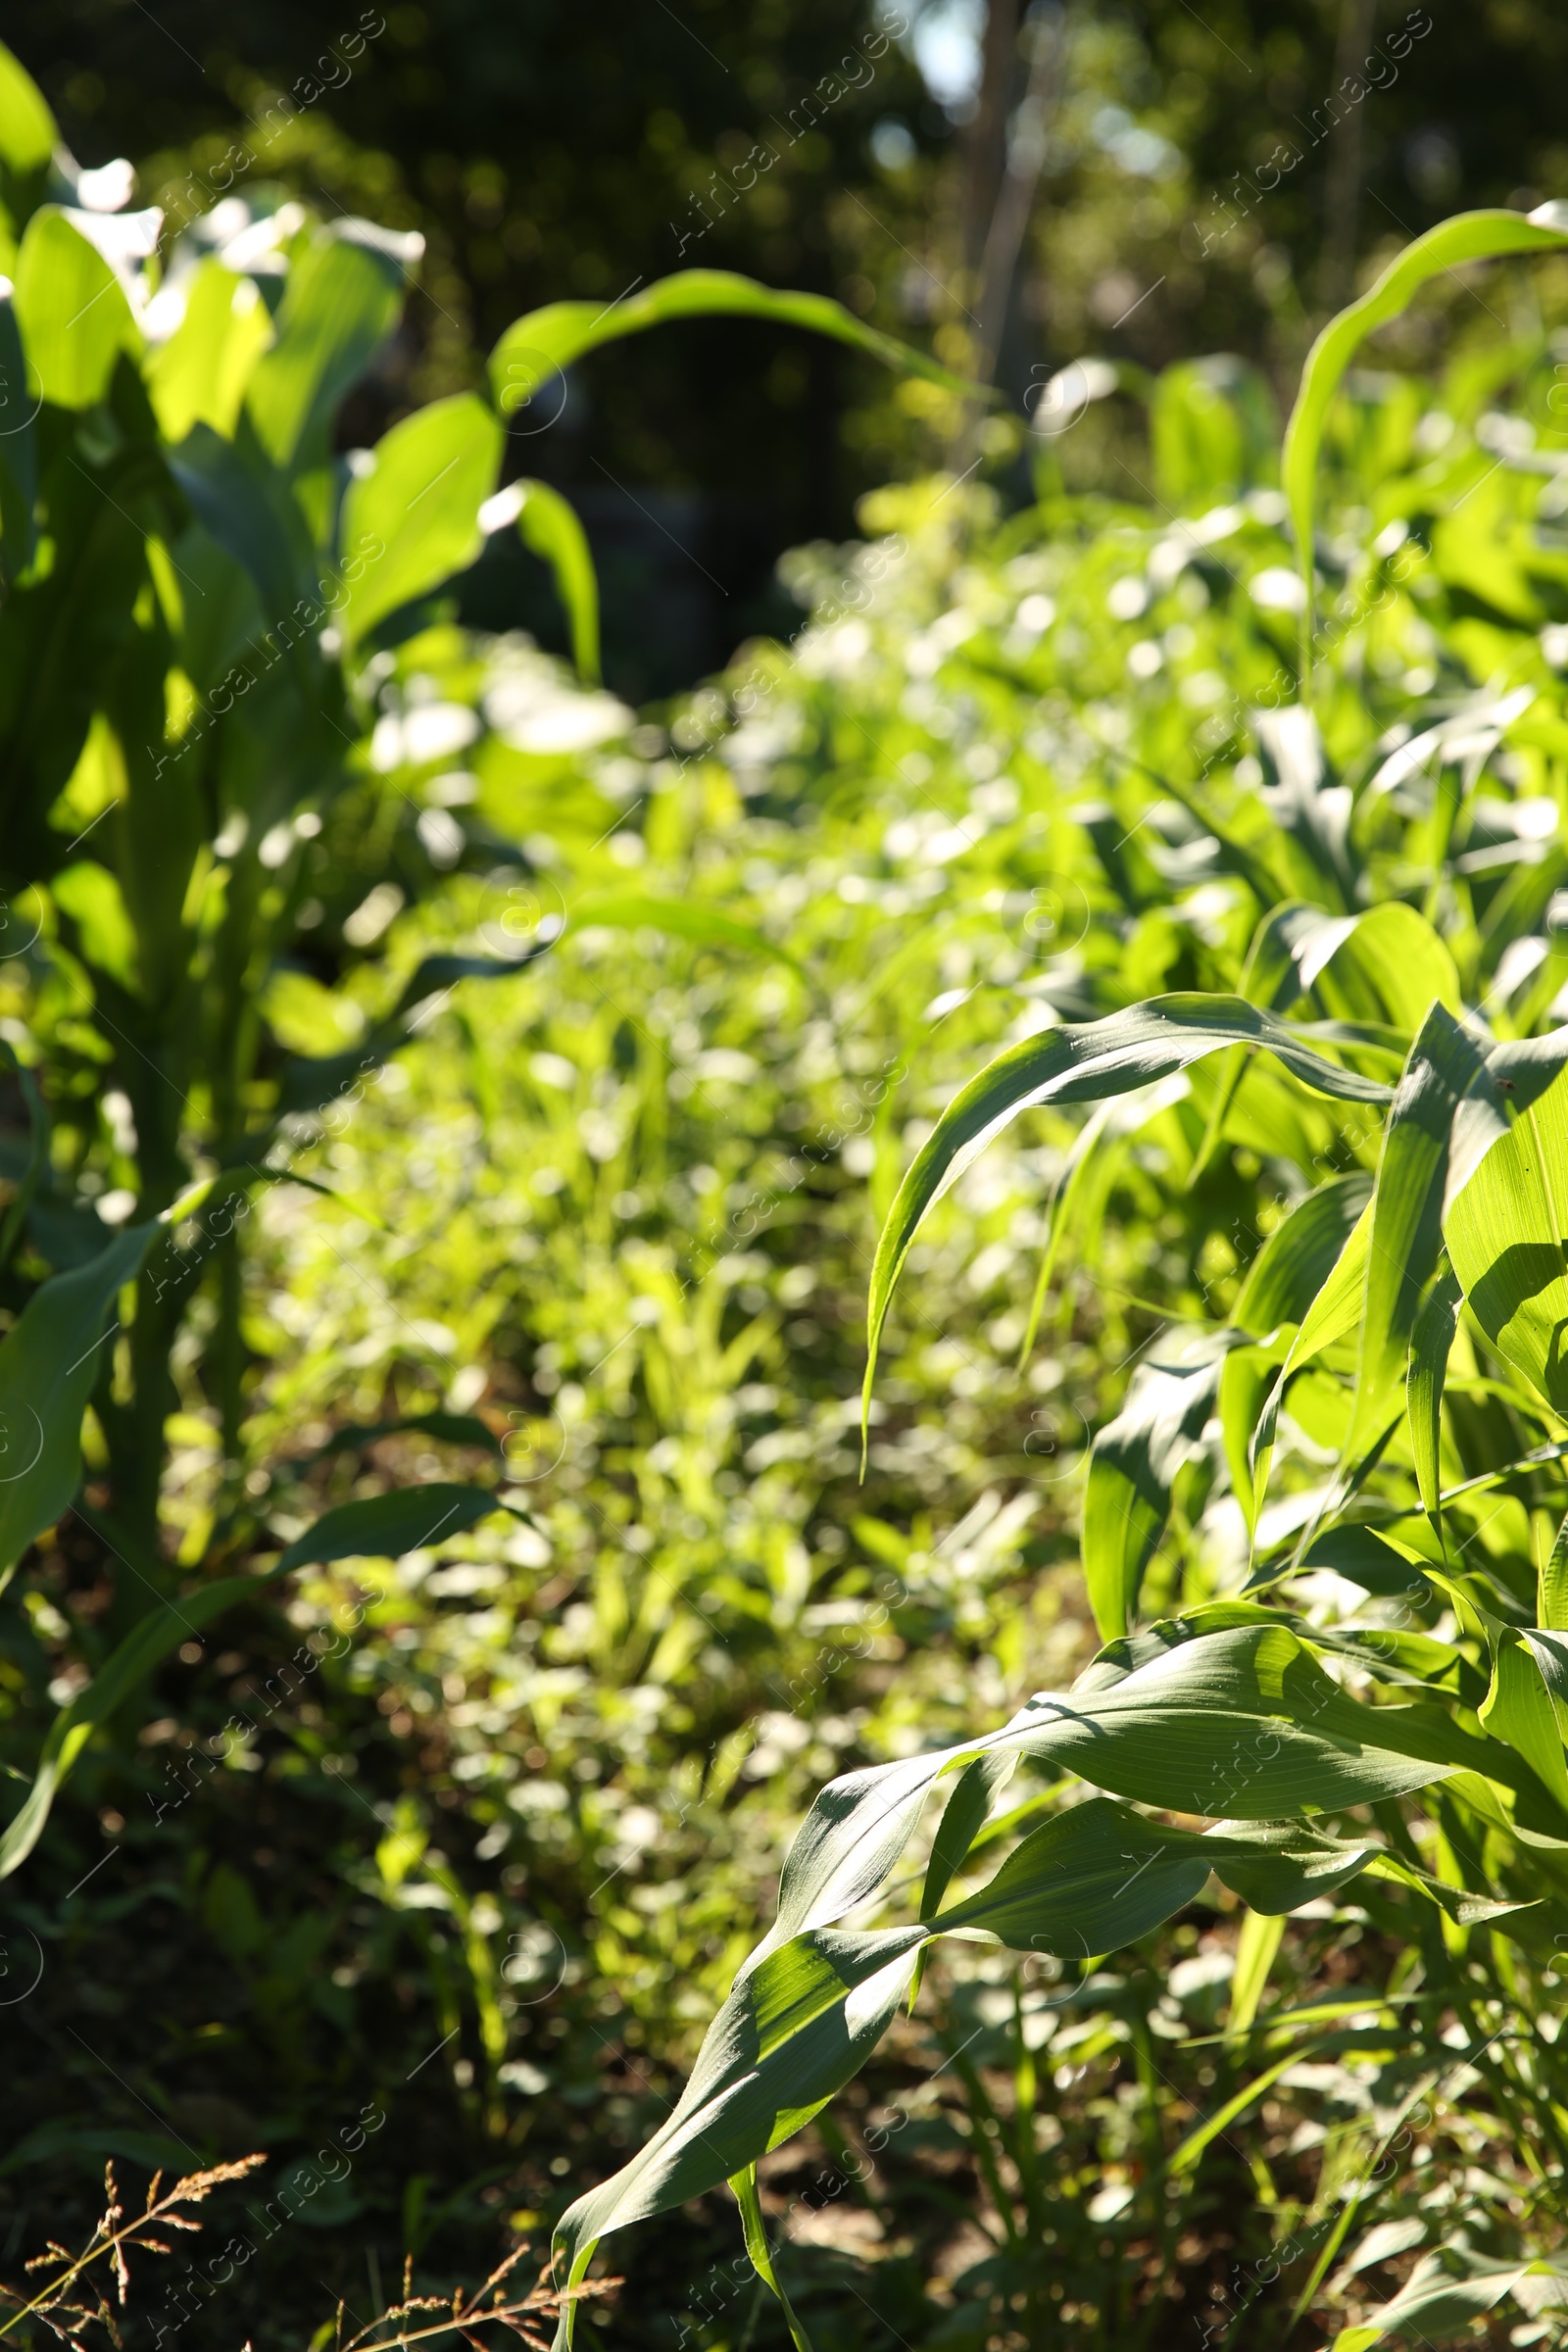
xmin=247 ymin=223 xmax=409 ymax=472
xmin=572 ymin=894 xmax=803 ymax=970
xmin=337 ymin=393 xmax=503 ymax=647
xmin=1226 ymin=1908 xmax=1284 ymax=2045
xmin=514 ymin=480 xmax=600 ymax=683
xmin=0 ymin=1220 xmax=156 ymax=1594
xmin=12 ymin=209 xmax=139 ymax=409
xmin=0 ymin=38 xmax=57 ymax=177
xmin=146 ymin=259 xmax=274 ymax=442
xmin=488 ymin=268 xmax=974 ymax=420
xmin=273 ymin=1483 xmax=514 ymax=1572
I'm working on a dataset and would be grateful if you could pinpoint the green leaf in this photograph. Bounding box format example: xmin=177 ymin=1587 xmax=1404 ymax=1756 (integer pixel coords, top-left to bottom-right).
xmin=247 ymin=223 xmax=410 ymax=472
xmin=1233 ymin=1173 xmax=1372 ymax=1340
xmin=1330 ymin=2255 xmax=1554 ymax=2352
xmin=1282 ymin=205 xmax=1568 ymax=673
xmin=933 ymin=1796 xmax=1213 ymax=1954
xmin=167 ymin=422 xmax=307 ymax=620
xmin=1445 ymin=1060 xmax=1568 ymax=1413
xmin=865 ymin=995 xmax=1393 ymax=1438
xmin=0 ymin=1555 xmax=282 ymax=1878
xmin=1286 ymin=1525 xmax=1427 ymax=1597
xmin=144 ymin=257 xmax=274 ymax=442
xmin=0 ymin=39 xmax=58 ymax=178
xmin=1082 ymin=1330 xmax=1237 ymax=1641
xmin=1479 ymin=1631 xmax=1568 ymax=1815
xmin=0 ymin=1474 xmax=504 ymax=1876
xmin=551 ymin=1924 xmax=925 ymax=2342
xmin=0 ymin=281 xmax=37 ymax=574
xmin=759 ymin=1624 xmax=1448 ymax=1973
xmin=0 ymin=1221 xmax=158 ymax=1594
xmin=1251 ymin=708 xmax=1351 ymax=909
xmin=1540 ymin=1509 xmax=1568 ymax=1634
xmin=1407 ymin=1260 xmax=1462 ymax=1539
xmin=1315 ymin=902 xmax=1463 ymax=1040
xmin=729 ymin=2165 xmax=813 ymax=2352
xmin=309 ymin=1412 xmax=503 ymax=1460
xmin=273 ymin=1484 xmax=514 ymax=1573
xmin=489 ymin=269 xmax=972 ymax=423
xmin=1219 ymin=1342 xmax=1284 ymax=1535
xmin=12 ymin=209 xmax=140 ymax=410
xmin=1204 ymin=1820 xmax=1383 ymax=1915
xmin=1345 ymin=1003 xmax=1491 ymax=1467
xmin=1226 ymin=1908 xmax=1284 ymax=2045
xmin=512 ymin=480 xmax=600 ymax=683
xmin=919 ymin=1750 xmax=1017 ymax=1922
xmin=336 ymin=392 xmax=503 ymax=647
xmin=571 ymin=895 xmax=805 ymax=972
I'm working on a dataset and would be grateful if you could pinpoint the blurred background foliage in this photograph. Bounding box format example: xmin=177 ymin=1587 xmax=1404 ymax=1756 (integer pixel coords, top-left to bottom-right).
xmin=13 ymin=6 xmax=1568 ymax=2350
xmin=12 ymin=0 xmax=1568 ymax=692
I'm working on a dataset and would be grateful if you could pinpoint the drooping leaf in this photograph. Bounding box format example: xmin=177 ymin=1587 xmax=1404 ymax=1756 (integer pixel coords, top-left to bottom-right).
xmin=756 ymin=1623 xmax=1448 ymax=1975
xmin=0 ymin=1476 xmax=512 ymax=1875
xmin=551 ymin=1924 xmax=925 ymax=2341
xmin=1282 ymin=204 xmax=1568 ymax=667
xmin=865 ymin=996 xmax=1392 ymax=1433
xmin=0 ymin=1554 xmax=291 ymax=1878
xmin=489 ymin=269 xmax=972 ymax=425
xmin=932 ymin=1796 xmax=1213 ymax=1954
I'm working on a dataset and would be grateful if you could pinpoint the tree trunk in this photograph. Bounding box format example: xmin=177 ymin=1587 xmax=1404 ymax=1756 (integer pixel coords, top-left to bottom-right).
xmin=960 ymin=0 xmax=1020 ymax=297
xmin=1320 ymin=0 xmax=1378 ymax=312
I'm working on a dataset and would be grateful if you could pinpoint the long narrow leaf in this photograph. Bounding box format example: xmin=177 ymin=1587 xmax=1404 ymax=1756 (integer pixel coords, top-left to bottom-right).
xmin=1282 ymin=204 xmax=1568 ymax=672
xmin=489 ymin=269 xmax=974 ymax=419
xmin=865 ymin=996 xmax=1392 ymax=1436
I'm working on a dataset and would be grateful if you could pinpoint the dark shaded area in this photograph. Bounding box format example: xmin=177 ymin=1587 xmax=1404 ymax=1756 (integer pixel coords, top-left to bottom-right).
xmin=12 ymin=0 xmax=1568 ymax=689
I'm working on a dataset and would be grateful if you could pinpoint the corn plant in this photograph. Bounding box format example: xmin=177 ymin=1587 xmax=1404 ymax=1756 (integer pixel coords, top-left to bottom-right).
xmin=548 ymin=209 xmax=1568 ymax=2350
xmin=0 ymin=38 xmax=968 ymax=1878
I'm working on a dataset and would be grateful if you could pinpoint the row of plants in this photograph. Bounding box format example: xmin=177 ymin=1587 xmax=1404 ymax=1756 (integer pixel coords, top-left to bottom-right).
xmin=12 ymin=27 xmax=1568 ymax=2350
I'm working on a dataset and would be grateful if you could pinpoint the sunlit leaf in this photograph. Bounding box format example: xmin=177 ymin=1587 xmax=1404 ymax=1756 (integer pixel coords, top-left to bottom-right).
xmin=489 ymin=268 xmax=973 ymax=423
xmin=1282 ymin=205 xmax=1568 ymax=669
xmin=865 ymin=996 xmax=1393 ymax=1436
